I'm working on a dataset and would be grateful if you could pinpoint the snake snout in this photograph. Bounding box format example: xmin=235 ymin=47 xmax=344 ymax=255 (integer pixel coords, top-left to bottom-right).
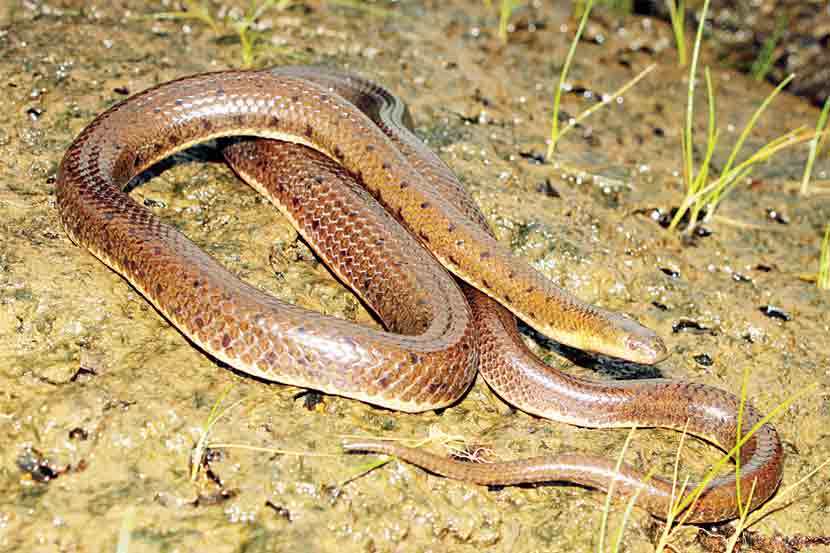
xmin=625 ymin=330 xmax=669 ymax=365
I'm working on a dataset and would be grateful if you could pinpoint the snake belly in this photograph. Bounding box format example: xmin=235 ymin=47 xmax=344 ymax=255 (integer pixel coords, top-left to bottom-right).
xmin=57 ymin=67 xmax=783 ymax=523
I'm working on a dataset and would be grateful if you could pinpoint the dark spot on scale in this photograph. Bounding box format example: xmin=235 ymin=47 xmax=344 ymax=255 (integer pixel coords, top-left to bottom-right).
xmin=103 ymin=212 xmax=114 ymax=221
xmin=232 ymin=114 xmax=245 ymax=126
xmin=305 ymin=124 xmax=313 ymax=138
xmin=447 ymin=223 xmax=456 ymax=232
xmin=525 ymin=286 xmax=534 ymax=293
xmin=366 ymin=144 xmax=375 ymax=152
xmin=174 ymin=99 xmax=183 ymax=106
xmin=333 ymin=146 xmax=344 ymax=160
xmin=155 ymin=283 xmax=163 ymax=295
xmin=508 ymin=271 xmax=515 ymax=279
xmin=221 ymin=334 xmax=231 ymax=348
xmin=482 ymin=279 xmax=491 ymax=289
xmin=448 ymin=255 xmax=459 ymax=266
xmin=311 ymin=219 xmax=320 ymax=230
xmin=313 ymin=175 xmax=324 ymax=184
xmin=216 ymin=88 xmax=225 ymax=96
xmin=409 ymin=353 xmax=420 ymax=364
xmin=153 ymin=107 xmax=161 ymax=114
xmin=193 ymin=279 xmax=201 ymax=288
xmin=382 ymin=162 xmax=391 ymax=171
xmin=504 ymin=294 xmax=511 ymax=303
xmin=529 ymin=312 xmax=537 ymax=319
xmin=201 ymin=119 xmax=214 ymax=132
xmin=418 ymin=231 xmax=430 ymax=243
xmin=420 ymin=201 xmax=430 ymax=209
xmin=480 ymin=251 xmax=491 ymax=259
xmin=400 ymin=182 xmax=409 ymax=189
xmin=270 ymin=115 xmax=279 ymax=127
xmin=133 ymin=155 xmax=143 ymax=167
xmin=291 ymin=95 xmax=299 ymax=102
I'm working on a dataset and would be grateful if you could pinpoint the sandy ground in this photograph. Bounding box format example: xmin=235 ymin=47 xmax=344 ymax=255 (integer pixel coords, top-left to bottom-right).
xmin=0 ymin=2 xmax=828 ymax=552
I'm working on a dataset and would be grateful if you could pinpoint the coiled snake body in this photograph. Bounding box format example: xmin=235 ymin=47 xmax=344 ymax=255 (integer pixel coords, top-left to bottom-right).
xmin=57 ymin=66 xmax=783 ymax=522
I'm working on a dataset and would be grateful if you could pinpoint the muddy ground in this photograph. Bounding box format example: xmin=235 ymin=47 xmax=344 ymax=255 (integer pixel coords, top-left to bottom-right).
xmin=0 ymin=2 xmax=828 ymax=552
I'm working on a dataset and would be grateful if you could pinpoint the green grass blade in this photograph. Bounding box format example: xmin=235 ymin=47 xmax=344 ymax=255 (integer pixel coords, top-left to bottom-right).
xmin=800 ymin=96 xmax=830 ymax=196
xmin=719 ymin=74 xmax=795 ymax=183
xmin=546 ymin=0 xmax=593 ymax=160
xmin=611 ymin=466 xmax=658 ymax=553
xmin=598 ymin=426 xmax=636 ymax=553
xmin=556 ymin=64 xmax=655 ymax=143
xmin=819 ymin=224 xmax=830 ymax=290
xmin=682 ymin=0 xmax=711 ymax=196
xmin=666 ymin=0 xmax=686 ymax=67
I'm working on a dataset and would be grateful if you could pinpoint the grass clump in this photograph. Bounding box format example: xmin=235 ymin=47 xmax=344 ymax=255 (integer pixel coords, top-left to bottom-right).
xmin=146 ymin=0 xmax=299 ymax=67
xmin=751 ymin=16 xmax=787 ymax=82
xmin=667 ymin=0 xmax=812 ymax=233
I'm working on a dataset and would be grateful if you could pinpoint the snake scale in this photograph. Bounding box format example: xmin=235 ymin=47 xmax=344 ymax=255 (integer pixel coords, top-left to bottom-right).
xmin=57 ymin=66 xmax=783 ymax=522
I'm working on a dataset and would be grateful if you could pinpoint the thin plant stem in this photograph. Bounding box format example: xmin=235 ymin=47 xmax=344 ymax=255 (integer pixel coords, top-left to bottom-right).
xmin=190 ymin=385 xmax=247 ymax=481
xmin=800 ymin=96 xmax=830 ymax=196
xmin=612 ymin=466 xmax=658 ymax=553
xmin=665 ymin=0 xmax=686 ymax=66
xmin=547 ymin=0 xmax=593 ymax=160
xmin=725 ymin=478 xmax=758 ymax=553
xmin=598 ymin=427 xmax=636 ymax=553
xmin=498 ymin=0 xmax=519 ymax=43
xmin=819 ymin=223 xmax=830 ymax=290
xmin=115 ymin=507 xmax=135 ymax=553
xmin=555 ymin=64 xmax=656 ymax=143
xmin=682 ymin=0 xmax=710 ymax=194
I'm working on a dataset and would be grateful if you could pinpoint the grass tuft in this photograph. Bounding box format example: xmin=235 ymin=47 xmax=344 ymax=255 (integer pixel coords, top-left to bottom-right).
xmin=751 ymin=16 xmax=786 ymax=82
xmin=668 ymin=0 xmax=812 ymax=233
xmin=144 ymin=0 xmax=292 ymax=68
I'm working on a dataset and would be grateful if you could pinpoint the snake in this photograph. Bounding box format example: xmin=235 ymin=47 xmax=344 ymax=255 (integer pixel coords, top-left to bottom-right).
xmin=56 ymin=66 xmax=783 ymax=523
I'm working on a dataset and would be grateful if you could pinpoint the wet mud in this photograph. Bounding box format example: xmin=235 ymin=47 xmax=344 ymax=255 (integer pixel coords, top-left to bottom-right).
xmin=0 ymin=2 xmax=828 ymax=552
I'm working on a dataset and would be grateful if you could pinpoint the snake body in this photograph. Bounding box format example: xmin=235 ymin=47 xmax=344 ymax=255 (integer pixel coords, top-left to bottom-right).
xmin=57 ymin=67 xmax=783 ymax=522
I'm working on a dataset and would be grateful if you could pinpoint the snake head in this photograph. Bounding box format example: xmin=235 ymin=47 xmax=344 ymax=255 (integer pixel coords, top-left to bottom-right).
xmin=584 ymin=309 xmax=669 ymax=365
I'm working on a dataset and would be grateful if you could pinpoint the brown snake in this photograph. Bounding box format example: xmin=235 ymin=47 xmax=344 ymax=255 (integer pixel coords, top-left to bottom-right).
xmin=57 ymin=66 xmax=783 ymax=523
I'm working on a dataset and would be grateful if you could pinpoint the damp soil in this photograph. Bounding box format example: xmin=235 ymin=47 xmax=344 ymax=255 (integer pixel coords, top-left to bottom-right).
xmin=0 ymin=2 xmax=828 ymax=553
